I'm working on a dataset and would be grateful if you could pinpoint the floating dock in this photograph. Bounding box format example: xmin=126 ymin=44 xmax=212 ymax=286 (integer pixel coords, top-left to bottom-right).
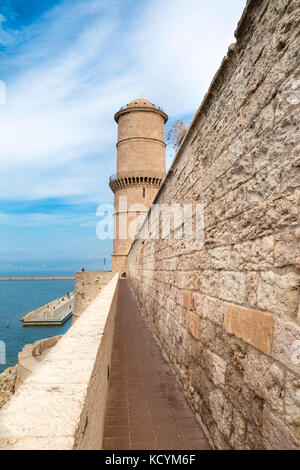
xmin=21 ymin=293 xmax=74 ymax=326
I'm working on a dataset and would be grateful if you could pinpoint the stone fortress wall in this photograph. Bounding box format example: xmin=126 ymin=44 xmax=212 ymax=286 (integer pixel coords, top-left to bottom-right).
xmin=127 ymin=0 xmax=300 ymax=449
xmin=73 ymin=271 xmax=114 ymax=320
xmin=0 ymin=275 xmax=119 ymax=450
xmin=15 ymin=336 xmax=62 ymax=390
xmin=0 ymin=336 xmax=62 ymax=409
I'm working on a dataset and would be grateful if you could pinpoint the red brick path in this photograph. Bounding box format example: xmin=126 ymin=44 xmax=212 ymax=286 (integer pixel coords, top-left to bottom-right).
xmin=103 ymin=279 xmax=211 ymax=450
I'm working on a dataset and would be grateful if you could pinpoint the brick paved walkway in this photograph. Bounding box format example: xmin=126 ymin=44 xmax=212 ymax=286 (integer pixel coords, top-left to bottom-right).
xmin=103 ymin=279 xmax=211 ymax=450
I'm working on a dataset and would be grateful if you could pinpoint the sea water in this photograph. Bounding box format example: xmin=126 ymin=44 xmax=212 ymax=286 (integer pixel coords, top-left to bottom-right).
xmin=0 ymin=279 xmax=74 ymax=373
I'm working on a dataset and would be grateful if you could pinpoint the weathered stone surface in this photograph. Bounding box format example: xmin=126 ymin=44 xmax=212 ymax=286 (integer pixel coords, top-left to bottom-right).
xmin=229 ymin=409 xmax=247 ymax=449
xmin=209 ymin=389 xmax=233 ymax=441
xmin=272 ymin=318 xmax=300 ymax=374
xmin=198 ymin=270 xmax=219 ymax=297
xmin=208 ymin=246 xmax=235 ymax=270
xmin=244 ymin=422 xmax=264 ymax=451
xmin=185 ymin=333 xmax=204 ymax=366
xmin=252 ymin=395 xmax=264 ymax=429
xmin=174 ymin=271 xmax=200 ymax=290
xmin=202 ymin=296 xmax=226 ymax=326
xmin=285 ymin=372 xmax=300 ymax=436
xmin=257 ymin=270 xmax=299 ymax=320
xmin=191 ymin=291 xmax=204 ymax=315
xmin=244 ymin=349 xmax=285 ymax=412
xmin=200 ymin=320 xmax=226 ymax=357
xmin=127 ymin=0 xmax=300 ymax=451
xmin=236 ymin=236 xmax=274 ymax=271
xmin=226 ymin=336 xmax=248 ymax=375
xmin=245 ymin=272 xmax=259 ymax=307
xmin=190 ymin=365 xmax=214 ymax=408
xmin=209 ymin=422 xmax=232 ymax=450
xmin=274 ymin=229 xmax=300 ymax=269
xmin=224 ymin=366 xmax=253 ymax=421
xmin=205 ymin=192 xmax=299 ymax=248
xmin=225 ymin=304 xmax=274 ymax=355
xmin=187 ymin=311 xmax=201 ymax=340
xmin=263 ymin=406 xmax=300 ymax=450
xmin=203 ymin=349 xmax=226 ymax=387
xmin=182 ymin=289 xmax=193 ymax=311
xmin=218 ymin=272 xmax=246 ymax=304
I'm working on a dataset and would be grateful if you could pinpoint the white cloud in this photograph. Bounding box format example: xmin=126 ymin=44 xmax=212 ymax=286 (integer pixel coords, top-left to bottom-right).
xmin=0 ymin=209 xmax=97 ymax=228
xmin=0 ymin=0 xmax=247 ymax=203
xmin=0 ymin=13 xmax=16 ymax=46
xmin=131 ymin=0 xmax=246 ymax=116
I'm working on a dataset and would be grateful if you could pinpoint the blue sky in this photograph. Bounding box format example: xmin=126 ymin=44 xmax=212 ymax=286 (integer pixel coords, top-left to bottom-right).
xmin=0 ymin=0 xmax=246 ymax=274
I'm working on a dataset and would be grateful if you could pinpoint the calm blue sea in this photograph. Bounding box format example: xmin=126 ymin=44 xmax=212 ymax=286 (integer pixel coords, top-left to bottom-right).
xmin=0 ymin=279 xmax=74 ymax=373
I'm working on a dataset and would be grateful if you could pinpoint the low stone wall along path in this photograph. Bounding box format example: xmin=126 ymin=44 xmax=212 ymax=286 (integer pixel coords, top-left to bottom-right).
xmin=103 ymin=279 xmax=211 ymax=450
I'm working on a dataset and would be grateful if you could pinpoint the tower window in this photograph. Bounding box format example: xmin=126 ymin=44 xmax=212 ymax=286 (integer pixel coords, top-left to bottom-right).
xmin=143 ymin=188 xmax=146 ymax=198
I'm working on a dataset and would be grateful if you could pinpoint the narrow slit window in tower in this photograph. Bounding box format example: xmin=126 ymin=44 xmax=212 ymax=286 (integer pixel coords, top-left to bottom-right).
xmin=143 ymin=187 xmax=146 ymax=198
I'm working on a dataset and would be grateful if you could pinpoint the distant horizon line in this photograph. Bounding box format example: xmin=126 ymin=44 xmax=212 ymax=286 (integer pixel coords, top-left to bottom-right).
xmin=0 ymin=276 xmax=76 ymax=281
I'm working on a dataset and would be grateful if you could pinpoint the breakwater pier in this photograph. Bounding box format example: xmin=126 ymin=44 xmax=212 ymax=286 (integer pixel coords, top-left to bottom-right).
xmin=21 ymin=292 xmax=74 ymax=326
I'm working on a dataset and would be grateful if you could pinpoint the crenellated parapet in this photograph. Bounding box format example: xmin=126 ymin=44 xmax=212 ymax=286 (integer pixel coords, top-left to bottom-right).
xmin=109 ymin=172 xmax=165 ymax=193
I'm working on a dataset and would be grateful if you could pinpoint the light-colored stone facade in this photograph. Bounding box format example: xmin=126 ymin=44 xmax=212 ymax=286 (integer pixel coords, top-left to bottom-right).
xmin=127 ymin=0 xmax=300 ymax=450
xmin=110 ymin=99 xmax=168 ymax=273
xmin=73 ymin=271 xmax=114 ymax=320
xmin=15 ymin=336 xmax=62 ymax=390
xmin=0 ymin=274 xmax=119 ymax=450
xmin=0 ymin=337 xmax=62 ymax=409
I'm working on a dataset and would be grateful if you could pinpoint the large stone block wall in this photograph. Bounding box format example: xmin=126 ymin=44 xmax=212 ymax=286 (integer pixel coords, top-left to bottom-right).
xmin=127 ymin=0 xmax=300 ymax=450
xmin=73 ymin=271 xmax=114 ymax=320
xmin=111 ymin=255 xmax=128 ymax=275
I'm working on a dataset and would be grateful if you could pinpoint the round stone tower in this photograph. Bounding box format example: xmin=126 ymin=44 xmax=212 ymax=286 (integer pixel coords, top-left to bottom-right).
xmin=109 ymin=98 xmax=168 ymax=274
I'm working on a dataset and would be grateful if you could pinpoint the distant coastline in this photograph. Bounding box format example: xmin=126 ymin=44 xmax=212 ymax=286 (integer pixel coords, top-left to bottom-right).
xmin=0 ymin=276 xmax=75 ymax=281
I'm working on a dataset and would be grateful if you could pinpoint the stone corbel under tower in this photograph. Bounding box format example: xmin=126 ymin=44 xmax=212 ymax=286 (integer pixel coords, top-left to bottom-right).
xmin=109 ymin=99 xmax=168 ymax=274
